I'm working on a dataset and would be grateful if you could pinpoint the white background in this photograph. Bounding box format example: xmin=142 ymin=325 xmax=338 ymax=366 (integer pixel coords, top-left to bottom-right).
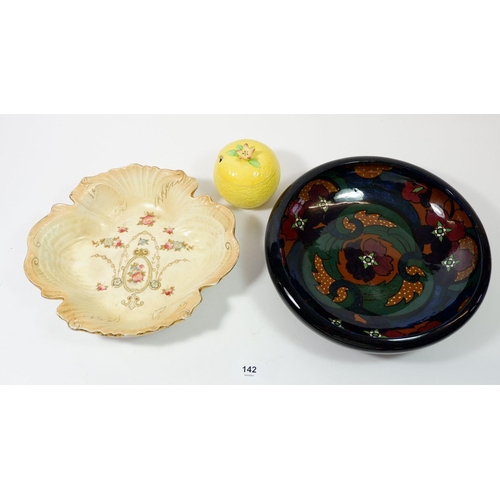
xmin=2 ymin=2 xmax=500 ymax=499
xmin=1 ymin=114 xmax=498 ymax=384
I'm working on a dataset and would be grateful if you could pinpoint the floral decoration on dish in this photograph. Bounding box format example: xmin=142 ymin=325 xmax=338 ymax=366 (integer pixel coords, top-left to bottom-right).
xmin=25 ymin=164 xmax=239 ymax=337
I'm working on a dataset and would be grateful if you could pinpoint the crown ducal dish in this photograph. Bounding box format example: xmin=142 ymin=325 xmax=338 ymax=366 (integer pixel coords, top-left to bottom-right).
xmin=25 ymin=164 xmax=239 ymax=337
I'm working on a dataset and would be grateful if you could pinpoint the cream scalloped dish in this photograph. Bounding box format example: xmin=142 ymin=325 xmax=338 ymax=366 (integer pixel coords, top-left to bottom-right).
xmin=24 ymin=164 xmax=239 ymax=337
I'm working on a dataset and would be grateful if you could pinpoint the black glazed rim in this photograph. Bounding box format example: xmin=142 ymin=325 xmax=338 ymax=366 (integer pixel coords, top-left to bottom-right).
xmin=265 ymin=156 xmax=492 ymax=353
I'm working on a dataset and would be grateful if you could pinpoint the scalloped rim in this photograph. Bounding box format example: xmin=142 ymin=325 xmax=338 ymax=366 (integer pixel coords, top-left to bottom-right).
xmin=24 ymin=164 xmax=239 ymax=337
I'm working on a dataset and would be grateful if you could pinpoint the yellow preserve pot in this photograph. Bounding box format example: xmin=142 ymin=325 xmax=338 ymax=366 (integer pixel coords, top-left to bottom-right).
xmin=214 ymin=139 xmax=281 ymax=209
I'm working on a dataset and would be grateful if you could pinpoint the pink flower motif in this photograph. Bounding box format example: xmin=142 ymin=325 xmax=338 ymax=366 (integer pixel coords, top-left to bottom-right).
xmin=162 ymin=287 xmax=175 ymax=296
xmin=127 ymin=263 xmax=146 ymax=283
xmin=96 ymin=283 xmax=108 ymax=291
xmin=114 ymin=239 xmax=123 ymax=248
xmin=161 ymin=240 xmax=174 ymax=250
xmin=138 ymin=212 xmax=157 ymax=227
xmin=164 ymin=227 xmax=174 ymax=234
xmin=130 ymin=272 xmax=144 ymax=283
xmin=118 ymin=226 xmax=129 ymax=233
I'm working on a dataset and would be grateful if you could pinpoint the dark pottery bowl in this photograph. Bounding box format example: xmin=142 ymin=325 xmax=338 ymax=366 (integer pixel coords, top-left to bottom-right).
xmin=265 ymin=157 xmax=491 ymax=352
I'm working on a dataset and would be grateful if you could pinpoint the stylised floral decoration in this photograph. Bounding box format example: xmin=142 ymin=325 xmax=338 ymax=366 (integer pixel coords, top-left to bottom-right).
xmin=277 ymin=162 xmax=481 ymax=340
xmin=24 ymin=165 xmax=239 ymax=336
xmin=345 ymin=238 xmax=394 ymax=281
xmin=402 ymin=180 xmax=428 ymax=203
xmin=292 ymin=215 xmax=307 ymax=231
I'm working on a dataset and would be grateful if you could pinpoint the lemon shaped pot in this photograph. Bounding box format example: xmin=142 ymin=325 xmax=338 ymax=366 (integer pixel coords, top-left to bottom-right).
xmin=214 ymin=139 xmax=281 ymax=209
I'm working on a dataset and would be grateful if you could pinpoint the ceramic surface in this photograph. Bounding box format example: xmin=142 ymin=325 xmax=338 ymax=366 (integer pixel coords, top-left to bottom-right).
xmin=25 ymin=164 xmax=239 ymax=336
xmin=265 ymin=157 xmax=491 ymax=352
